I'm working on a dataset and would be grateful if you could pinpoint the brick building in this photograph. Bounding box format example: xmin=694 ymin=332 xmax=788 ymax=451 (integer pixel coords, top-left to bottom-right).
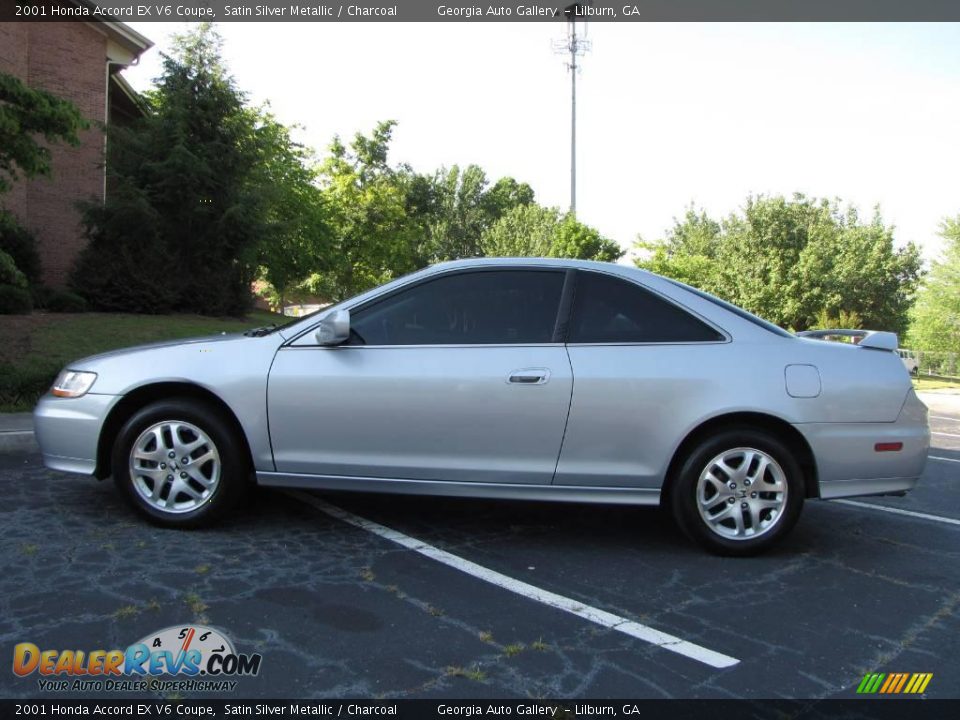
xmin=0 ymin=19 xmax=152 ymax=287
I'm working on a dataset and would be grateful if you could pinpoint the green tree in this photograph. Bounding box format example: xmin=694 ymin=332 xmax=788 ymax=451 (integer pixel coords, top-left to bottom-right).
xmin=480 ymin=205 xmax=623 ymax=261
xmin=482 ymin=177 xmax=535 ymax=218
xmin=424 ymin=164 xmax=491 ymax=261
xmin=480 ymin=204 xmax=559 ymax=257
xmin=0 ymin=248 xmax=27 ymax=288
xmin=0 ymin=72 xmax=86 ymax=193
xmin=306 ymin=121 xmax=427 ymax=300
xmin=252 ymin=112 xmax=331 ymax=305
xmin=634 ymin=207 xmax=724 ymax=293
xmin=718 ymin=195 xmax=833 ymax=329
xmin=1 ymin=72 xmax=87 ymax=287
xmin=0 ymin=210 xmax=41 ymax=285
xmin=636 ymin=195 xmax=921 ymax=333
xmin=907 ymin=217 xmax=960 ymax=352
xmin=419 ymin=166 xmax=536 ymax=262
xmin=73 ymin=24 xmax=316 ymax=315
xmin=551 ymin=213 xmax=624 ymax=262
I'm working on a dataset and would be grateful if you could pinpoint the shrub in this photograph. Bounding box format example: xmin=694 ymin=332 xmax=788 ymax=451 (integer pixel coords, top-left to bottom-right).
xmin=0 ymin=211 xmax=41 ymax=284
xmin=29 ymin=284 xmax=54 ymax=309
xmin=0 ymin=249 xmax=26 ymax=288
xmin=0 ymin=284 xmax=32 ymax=314
xmin=46 ymin=289 xmax=87 ymax=313
xmin=0 ymin=361 xmax=60 ymax=411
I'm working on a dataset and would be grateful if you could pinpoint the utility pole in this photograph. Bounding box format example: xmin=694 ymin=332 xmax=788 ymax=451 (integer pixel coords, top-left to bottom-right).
xmin=554 ymin=3 xmax=592 ymax=215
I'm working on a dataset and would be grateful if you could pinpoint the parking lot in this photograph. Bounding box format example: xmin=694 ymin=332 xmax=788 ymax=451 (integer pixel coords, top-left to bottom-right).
xmin=1 ymin=394 xmax=957 ymax=700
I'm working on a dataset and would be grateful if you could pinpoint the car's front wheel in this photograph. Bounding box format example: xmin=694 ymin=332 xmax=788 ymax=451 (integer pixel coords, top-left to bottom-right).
xmin=671 ymin=428 xmax=805 ymax=556
xmin=112 ymin=399 xmax=248 ymax=527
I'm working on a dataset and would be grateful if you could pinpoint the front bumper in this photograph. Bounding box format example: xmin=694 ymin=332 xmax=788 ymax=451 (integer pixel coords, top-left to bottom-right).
xmin=33 ymin=393 xmax=118 ymax=475
xmin=796 ymin=390 xmax=930 ymax=500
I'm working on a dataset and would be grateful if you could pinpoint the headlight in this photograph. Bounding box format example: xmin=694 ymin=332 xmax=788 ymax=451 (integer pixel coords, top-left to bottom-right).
xmin=50 ymin=370 xmax=98 ymax=398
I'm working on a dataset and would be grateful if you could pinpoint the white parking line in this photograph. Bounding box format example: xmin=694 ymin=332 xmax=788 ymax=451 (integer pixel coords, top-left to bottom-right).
xmin=930 ymin=456 xmax=960 ymax=464
xmin=930 ymin=415 xmax=958 ymax=422
xmin=287 ymin=490 xmax=740 ymax=669
xmin=833 ymin=499 xmax=960 ymax=527
xmin=933 ymin=431 xmax=960 ymax=439
xmin=0 ymin=431 xmax=34 ymax=436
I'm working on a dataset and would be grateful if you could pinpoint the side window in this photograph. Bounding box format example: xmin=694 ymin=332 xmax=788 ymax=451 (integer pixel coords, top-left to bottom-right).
xmin=350 ymin=270 xmax=565 ymax=345
xmin=568 ymin=272 xmax=723 ymax=344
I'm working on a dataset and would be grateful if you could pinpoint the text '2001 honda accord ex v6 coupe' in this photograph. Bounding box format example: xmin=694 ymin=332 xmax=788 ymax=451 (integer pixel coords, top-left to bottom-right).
xmin=33 ymin=258 xmax=930 ymax=555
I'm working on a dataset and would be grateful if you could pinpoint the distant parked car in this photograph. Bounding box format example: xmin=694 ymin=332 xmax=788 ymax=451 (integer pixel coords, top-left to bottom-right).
xmin=897 ymin=349 xmax=919 ymax=375
xmin=34 ymin=259 xmax=930 ymax=555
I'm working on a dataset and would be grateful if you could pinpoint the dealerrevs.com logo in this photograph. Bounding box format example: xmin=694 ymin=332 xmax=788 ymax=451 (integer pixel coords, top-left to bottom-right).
xmin=13 ymin=625 xmax=262 ymax=693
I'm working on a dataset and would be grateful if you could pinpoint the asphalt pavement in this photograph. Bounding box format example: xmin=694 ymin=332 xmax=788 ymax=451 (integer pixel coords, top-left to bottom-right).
xmin=0 ymin=394 xmax=957 ymax=700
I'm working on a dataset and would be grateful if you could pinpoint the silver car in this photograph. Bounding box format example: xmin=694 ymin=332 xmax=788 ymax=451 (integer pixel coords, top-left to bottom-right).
xmin=33 ymin=258 xmax=930 ymax=555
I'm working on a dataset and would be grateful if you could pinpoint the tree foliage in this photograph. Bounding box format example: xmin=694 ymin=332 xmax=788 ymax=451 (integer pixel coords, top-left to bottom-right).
xmin=0 ymin=72 xmax=87 ymax=194
xmin=0 ymin=209 xmax=41 ymax=285
xmin=420 ymin=166 xmax=535 ymax=262
xmin=60 ymin=24 xmax=614 ymax=312
xmin=481 ymin=204 xmax=623 ymax=262
xmin=0 ymin=248 xmax=27 ymax=288
xmin=73 ymin=24 xmax=316 ymax=315
xmin=636 ymin=195 xmax=922 ymax=333
xmin=302 ymin=121 xmax=426 ymax=301
xmin=299 ymin=124 xmax=546 ymax=301
xmin=252 ymin=113 xmax=330 ymax=304
xmin=907 ymin=217 xmax=960 ymax=352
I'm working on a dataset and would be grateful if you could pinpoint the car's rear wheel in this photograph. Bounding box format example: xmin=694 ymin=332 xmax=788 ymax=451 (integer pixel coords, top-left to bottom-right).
xmin=671 ymin=428 xmax=804 ymax=556
xmin=112 ymin=399 xmax=247 ymax=527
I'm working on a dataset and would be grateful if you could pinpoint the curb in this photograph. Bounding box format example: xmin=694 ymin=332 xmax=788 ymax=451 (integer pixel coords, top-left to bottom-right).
xmin=0 ymin=412 xmax=37 ymax=454
xmin=0 ymin=431 xmax=38 ymax=454
xmin=917 ymin=391 xmax=960 ymax=413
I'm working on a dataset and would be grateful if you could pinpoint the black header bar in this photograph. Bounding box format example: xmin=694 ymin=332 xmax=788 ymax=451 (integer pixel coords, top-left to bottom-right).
xmin=0 ymin=699 xmax=957 ymax=719
xmin=4 ymin=0 xmax=960 ymax=22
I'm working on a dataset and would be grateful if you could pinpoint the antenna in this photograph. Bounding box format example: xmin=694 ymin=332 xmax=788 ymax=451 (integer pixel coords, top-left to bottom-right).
xmin=553 ymin=2 xmax=593 ymax=215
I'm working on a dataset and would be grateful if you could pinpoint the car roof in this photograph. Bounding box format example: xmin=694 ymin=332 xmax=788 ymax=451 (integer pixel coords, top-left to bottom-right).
xmin=426 ymin=257 xmax=657 ymax=281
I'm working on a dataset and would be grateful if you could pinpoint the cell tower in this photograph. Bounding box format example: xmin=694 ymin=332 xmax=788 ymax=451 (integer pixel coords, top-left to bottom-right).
xmin=553 ymin=2 xmax=593 ymax=215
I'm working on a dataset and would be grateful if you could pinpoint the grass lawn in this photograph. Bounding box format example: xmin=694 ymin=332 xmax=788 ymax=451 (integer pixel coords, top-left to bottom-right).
xmin=913 ymin=376 xmax=960 ymax=392
xmin=0 ymin=310 xmax=282 ymax=412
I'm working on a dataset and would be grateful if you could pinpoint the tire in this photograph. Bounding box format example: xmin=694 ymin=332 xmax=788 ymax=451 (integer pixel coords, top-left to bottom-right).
xmin=670 ymin=428 xmax=804 ymax=556
xmin=112 ymin=398 xmax=248 ymax=528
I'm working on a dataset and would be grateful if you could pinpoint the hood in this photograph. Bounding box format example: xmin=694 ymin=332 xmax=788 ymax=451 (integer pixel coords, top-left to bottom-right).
xmin=72 ymin=332 xmax=245 ymax=365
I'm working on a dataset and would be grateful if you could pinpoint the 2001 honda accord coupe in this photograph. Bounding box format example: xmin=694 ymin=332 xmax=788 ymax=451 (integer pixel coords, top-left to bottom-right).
xmin=34 ymin=258 xmax=930 ymax=555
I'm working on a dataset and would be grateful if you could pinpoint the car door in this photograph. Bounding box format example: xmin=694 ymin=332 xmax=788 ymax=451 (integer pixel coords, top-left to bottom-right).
xmin=554 ymin=270 xmax=730 ymax=488
xmin=267 ymin=268 xmax=573 ymax=485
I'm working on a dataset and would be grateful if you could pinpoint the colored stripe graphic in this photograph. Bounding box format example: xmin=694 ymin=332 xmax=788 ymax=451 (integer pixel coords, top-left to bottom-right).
xmin=857 ymin=672 xmax=932 ymax=694
xmin=905 ymin=673 xmax=934 ymax=694
xmin=856 ymin=673 xmax=885 ymax=694
xmin=879 ymin=674 xmax=897 ymax=693
xmin=893 ymin=673 xmax=909 ymax=693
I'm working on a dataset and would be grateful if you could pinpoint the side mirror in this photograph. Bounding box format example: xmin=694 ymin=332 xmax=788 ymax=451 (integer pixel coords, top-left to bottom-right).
xmin=315 ymin=309 xmax=350 ymax=346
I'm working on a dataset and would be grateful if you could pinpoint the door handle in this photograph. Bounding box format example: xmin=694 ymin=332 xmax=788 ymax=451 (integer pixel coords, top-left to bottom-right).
xmin=507 ymin=368 xmax=551 ymax=385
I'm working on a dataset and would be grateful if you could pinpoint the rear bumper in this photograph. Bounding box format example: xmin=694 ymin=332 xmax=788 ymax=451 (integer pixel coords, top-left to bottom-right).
xmin=796 ymin=389 xmax=930 ymax=499
xmin=33 ymin=393 xmax=117 ymax=475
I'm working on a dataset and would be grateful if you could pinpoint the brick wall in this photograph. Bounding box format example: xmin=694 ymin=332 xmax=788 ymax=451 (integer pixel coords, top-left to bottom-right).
xmin=0 ymin=22 xmax=108 ymax=287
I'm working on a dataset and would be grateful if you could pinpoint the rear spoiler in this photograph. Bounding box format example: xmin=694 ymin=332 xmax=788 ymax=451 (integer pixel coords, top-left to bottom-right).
xmin=796 ymin=328 xmax=898 ymax=351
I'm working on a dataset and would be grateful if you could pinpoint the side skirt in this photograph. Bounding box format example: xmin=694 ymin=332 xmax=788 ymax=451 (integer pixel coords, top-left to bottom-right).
xmin=256 ymin=471 xmax=662 ymax=506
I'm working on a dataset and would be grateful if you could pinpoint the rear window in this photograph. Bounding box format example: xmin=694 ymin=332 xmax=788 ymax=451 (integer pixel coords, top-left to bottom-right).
xmin=663 ymin=278 xmax=794 ymax=338
xmin=569 ymin=272 xmax=724 ymax=344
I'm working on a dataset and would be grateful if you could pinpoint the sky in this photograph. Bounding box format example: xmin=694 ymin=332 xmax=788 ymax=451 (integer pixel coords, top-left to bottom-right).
xmin=124 ymin=21 xmax=960 ymax=263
